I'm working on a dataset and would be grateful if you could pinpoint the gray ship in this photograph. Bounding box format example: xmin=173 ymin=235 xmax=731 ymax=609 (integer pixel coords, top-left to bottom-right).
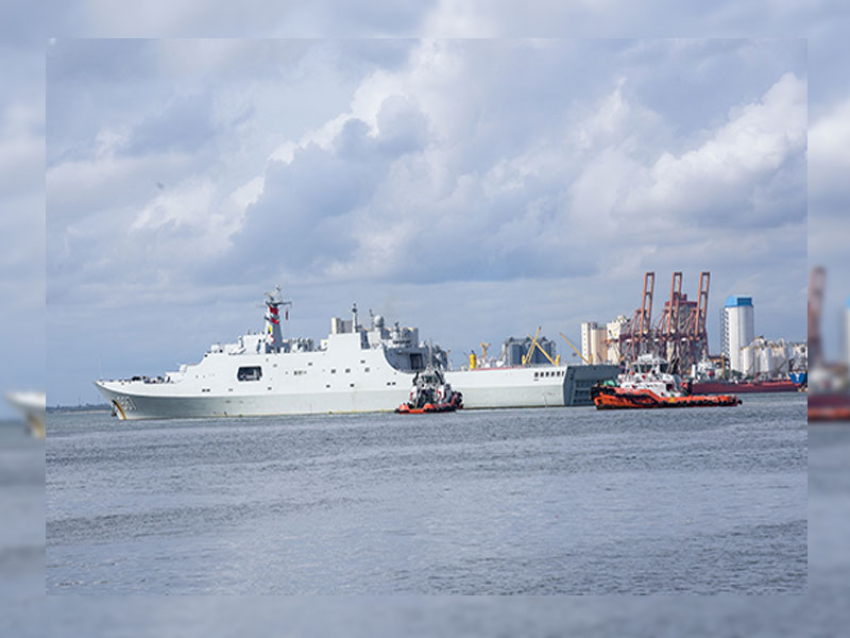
xmin=95 ymin=289 xmax=618 ymax=420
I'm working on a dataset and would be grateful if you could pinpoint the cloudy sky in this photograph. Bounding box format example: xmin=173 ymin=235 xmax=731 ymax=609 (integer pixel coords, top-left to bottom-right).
xmin=41 ymin=1 xmax=848 ymax=39
xmin=0 ymin=8 xmax=45 ymax=416
xmin=44 ymin=37 xmax=810 ymax=405
xmin=0 ymin=2 xmax=846 ymax=412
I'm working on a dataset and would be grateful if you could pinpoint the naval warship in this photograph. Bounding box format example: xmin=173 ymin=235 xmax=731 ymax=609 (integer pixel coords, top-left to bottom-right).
xmin=95 ymin=289 xmax=617 ymax=420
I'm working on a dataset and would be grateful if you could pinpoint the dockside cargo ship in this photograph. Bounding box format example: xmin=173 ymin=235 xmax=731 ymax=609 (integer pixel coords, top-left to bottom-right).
xmin=95 ymin=290 xmax=618 ymax=420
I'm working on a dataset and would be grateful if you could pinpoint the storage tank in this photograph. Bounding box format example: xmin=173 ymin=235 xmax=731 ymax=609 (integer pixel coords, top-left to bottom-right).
xmin=772 ymin=342 xmax=791 ymax=375
xmin=741 ymin=347 xmax=756 ymax=377
xmin=759 ymin=347 xmax=774 ymax=377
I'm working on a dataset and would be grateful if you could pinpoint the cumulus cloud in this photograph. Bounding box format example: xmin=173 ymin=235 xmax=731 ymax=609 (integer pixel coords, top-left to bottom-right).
xmin=0 ymin=36 xmax=46 ymax=402
xmin=125 ymin=92 xmax=218 ymax=156
xmin=0 ymin=101 xmax=43 ymax=199
xmin=1 ymin=41 xmax=45 ymax=303
xmin=617 ymin=72 xmax=806 ymax=227
xmin=47 ymin=0 xmax=432 ymax=37
xmin=209 ymin=46 xmax=805 ymax=289
xmin=808 ymin=95 xmax=850 ymax=356
xmin=809 ymin=97 xmax=850 ymax=215
xmin=50 ymin=40 xmax=808 ymax=290
xmin=43 ymin=0 xmax=845 ymax=38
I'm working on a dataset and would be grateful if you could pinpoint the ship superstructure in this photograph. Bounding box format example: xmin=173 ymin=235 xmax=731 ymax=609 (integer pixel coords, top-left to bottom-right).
xmin=95 ymin=289 xmax=617 ymax=420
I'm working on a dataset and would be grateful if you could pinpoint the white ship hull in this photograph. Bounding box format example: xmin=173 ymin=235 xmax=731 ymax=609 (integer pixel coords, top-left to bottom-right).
xmin=95 ymin=384 xmax=412 ymax=419
xmin=96 ymin=336 xmax=415 ymax=420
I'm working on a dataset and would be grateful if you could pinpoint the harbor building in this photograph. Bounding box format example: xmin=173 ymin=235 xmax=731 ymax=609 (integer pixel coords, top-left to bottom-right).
xmin=580 ymin=316 xmax=631 ymax=365
xmin=580 ymin=322 xmax=607 ymax=364
xmin=606 ymin=315 xmax=629 ymax=364
xmin=738 ymin=338 xmax=808 ymax=379
xmin=721 ymin=296 xmax=755 ymax=374
xmin=740 ymin=337 xmax=790 ymax=378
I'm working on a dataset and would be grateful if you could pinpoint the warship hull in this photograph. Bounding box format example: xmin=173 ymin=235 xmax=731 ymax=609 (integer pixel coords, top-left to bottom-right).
xmin=97 ymin=363 xmax=617 ymax=420
xmin=95 ymin=292 xmax=618 ymax=421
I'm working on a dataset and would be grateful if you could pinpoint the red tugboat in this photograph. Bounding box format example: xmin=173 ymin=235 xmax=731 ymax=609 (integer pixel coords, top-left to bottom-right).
xmin=396 ymin=367 xmax=463 ymax=414
xmin=591 ymin=355 xmax=741 ymax=410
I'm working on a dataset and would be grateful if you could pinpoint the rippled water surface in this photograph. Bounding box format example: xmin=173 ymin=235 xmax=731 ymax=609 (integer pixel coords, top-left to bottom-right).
xmin=1 ymin=424 xmax=44 ymax=637
xmin=46 ymin=394 xmax=806 ymax=594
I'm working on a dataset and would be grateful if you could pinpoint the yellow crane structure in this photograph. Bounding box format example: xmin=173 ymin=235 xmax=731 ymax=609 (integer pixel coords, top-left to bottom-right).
xmin=559 ymin=332 xmax=591 ymax=364
xmin=522 ymin=327 xmax=541 ymax=365
xmin=523 ymin=327 xmax=561 ymax=366
xmin=480 ymin=342 xmax=491 ymax=361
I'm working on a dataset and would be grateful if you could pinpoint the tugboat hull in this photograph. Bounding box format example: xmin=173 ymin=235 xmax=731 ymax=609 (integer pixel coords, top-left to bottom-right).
xmin=591 ymin=385 xmax=741 ymax=410
xmin=395 ymin=402 xmax=459 ymax=414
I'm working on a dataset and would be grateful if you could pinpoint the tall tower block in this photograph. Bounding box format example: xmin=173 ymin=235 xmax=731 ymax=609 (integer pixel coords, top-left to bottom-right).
xmin=721 ymin=296 xmax=755 ymax=374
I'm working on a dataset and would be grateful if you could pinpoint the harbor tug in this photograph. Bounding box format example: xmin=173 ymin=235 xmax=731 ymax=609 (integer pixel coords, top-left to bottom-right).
xmin=591 ymin=354 xmax=741 ymax=410
xmin=396 ymin=367 xmax=463 ymax=414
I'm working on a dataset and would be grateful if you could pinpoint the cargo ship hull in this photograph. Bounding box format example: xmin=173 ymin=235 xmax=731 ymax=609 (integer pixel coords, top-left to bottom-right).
xmin=446 ymin=364 xmax=618 ymax=409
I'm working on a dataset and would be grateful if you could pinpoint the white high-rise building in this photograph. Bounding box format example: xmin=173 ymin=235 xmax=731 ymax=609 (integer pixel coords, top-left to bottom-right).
xmin=580 ymin=322 xmax=607 ymax=364
xmin=721 ymin=296 xmax=755 ymax=374
xmin=606 ymin=315 xmax=629 ymax=364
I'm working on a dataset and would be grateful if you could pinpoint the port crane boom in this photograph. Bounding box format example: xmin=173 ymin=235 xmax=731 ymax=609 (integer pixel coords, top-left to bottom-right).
xmin=559 ymin=332 xmax=591 ymax=364
xmin=526 ymin=332 xmax=560 ymax=367
xmin=522 ymin=327 xmax=542 ymax=366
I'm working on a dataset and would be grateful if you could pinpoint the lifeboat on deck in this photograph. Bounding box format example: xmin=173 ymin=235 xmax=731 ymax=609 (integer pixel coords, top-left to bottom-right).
xmin=591 ymin=354 xmax=741 ymax=410
xmin=395 ymin=366 xmax=463 ymax=414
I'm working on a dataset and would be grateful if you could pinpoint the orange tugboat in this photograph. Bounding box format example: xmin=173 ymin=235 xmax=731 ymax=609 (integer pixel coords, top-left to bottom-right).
xmin=591 ymin=355 xmax=741 ymax=410
xmin=395 ymin=367 xmax=463 ymax=414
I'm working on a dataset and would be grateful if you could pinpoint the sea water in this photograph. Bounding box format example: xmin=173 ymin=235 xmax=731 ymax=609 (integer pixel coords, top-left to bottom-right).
xmin=46 ymin=393 xmax=806 ymax=595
